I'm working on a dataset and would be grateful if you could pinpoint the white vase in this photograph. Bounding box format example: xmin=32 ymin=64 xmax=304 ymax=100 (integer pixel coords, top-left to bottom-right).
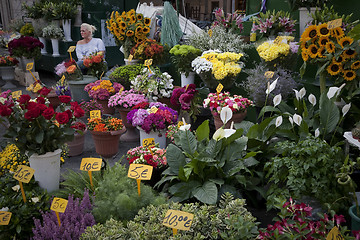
xmin=0 ymin=66 xmax=16 ymax=89
xmin=38 ymin=37 xmax=47 ymax=54
xmin=62 ymin=19 xmax=72 ymax=42
xmin=124 ymin=58 xmax=139 ymax=65
xmin=74 ymin=5 xmax=82 ymax=26
xmin=21 ymin=57 xmax=35 ymax=72
xmin=139 ymin=128 xmax=167 ymax=149
xmin=181 ymin=72 xmax=195 ymax=87
xmin=299 ymin=7 xmax=317 ymax=35
xmin=28 ymin=149 xmax=62 ymax=192
xmin=51 ymin=38 xmax=60 ymax=57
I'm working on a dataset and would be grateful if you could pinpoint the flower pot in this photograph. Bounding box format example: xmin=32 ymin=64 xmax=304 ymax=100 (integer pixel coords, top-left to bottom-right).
xmin=47 ymin=89 xmax=61 ymax=109
xmin=181 ymin=72 xmax=195 ymax=87
xmin=349 ymin=205 xmax=360 ymax=231
xmin=299 ymin=7 xmax=317 ymax=35
xmin=68 ymin=75 xmax=97 ymax=103
xmin=117 ymin=107 xmax=140 ymax=141
xmin=62 ymin=19 xmax=72 ymax=42
xmin=212 ymin=110 xmax=247 ymax=130
xmin=28 ymin=149 xmax=62 ymax=192
xmin=21 ymin=57 xmax=35 ymax=72
xmin=51 ymin=38 xmax=60 ymax=57
xmin=96 ymin=99 xmax=115 ymax=115
xmin=139 ymin=128 xmax=167 ymax=149
xmin=38 ymin=37 xmax=47 ymax=54
xmin=0 ymin=66 xmax=16 ymax=89
xmin=67 ymin=130 xmax=87 ymax=156
xmin=124 ymin=58 xmax=139 ymax=66
xmin=74 ymin=5 xmax=82 ymax=27
xmin=90 ymin=129 xmax=125 ymax=159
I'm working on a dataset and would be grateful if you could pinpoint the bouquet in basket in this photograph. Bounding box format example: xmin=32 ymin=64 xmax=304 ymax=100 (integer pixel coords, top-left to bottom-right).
xmin=126 ymin=145 xmax=167 ymax=168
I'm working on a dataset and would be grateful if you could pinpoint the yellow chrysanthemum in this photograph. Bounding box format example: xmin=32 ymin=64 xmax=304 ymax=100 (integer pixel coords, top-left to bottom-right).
xmin=327 ymin=63 xmax=341 ymax=75
xmin=351 ymin=61 xmax=360 ymax=70
xmin=343 ymin=70 xmax=356 ymax=81
xmin=317 ymin=23 xmax=330 ymax=37
xmin=338 ymin=36 xmax=354 ymax=48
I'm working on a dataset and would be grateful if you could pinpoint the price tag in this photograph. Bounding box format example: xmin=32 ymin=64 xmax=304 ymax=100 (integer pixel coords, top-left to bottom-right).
xmin=264 ymin=71 xmax=274 ymax=79
xmin=142 ymin=138 xmax=155 ymax=148
xmin=205 ymin=55 xmax=215 ymax=61
xmin=128 ymin=164 xmax=153 ymax=180
xmin=274 ymin=36 xmax=282 ymax=44
xmin=326 ymin=226 xmax=344 ymax=240
xmin=26 ymin=62 xmax=34 ymax=71
xmin=327 ymin=18 xmax=342 ymax=30
xmin=0 ymin=211 xmax=12 ymax=225
xmin=90 ymin=110 xmax=101 ymax=119
xmin=13 ymin=165 xmax=35 ymax=183
xmin=118 ymin=87 xmax=124 ymax=95
xmin=250 ymin=32 xmax=256 ymax=42
xmin=163 ymin=209 xmax=194 ymax=231
xmin=67 ymin=46 xmax=76 ymax=52
xmin=144 ymin=59 xmax=153 ymax=66
xmin=149 ymin=106 xmax=158 ymax=114
xmin=60 ymin=75 xmax=65 ymax=84
xmin=50 ymin=197 xmax=68 ymax=213
xmin=80 ymin=158 xmax=102 ymax=172
xmin=216 ymin=83 xmax=223 ymax=93
xmin=177 ymin=121 xmax=184 ymax=128
xmin=128 ymin=54 xmax=133 ymax=61
xmin=11 ymin=90 xmax=22 ymax=100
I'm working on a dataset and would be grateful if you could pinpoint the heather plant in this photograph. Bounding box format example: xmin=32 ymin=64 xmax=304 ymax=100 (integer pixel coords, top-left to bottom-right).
xmin=81 ymin=193 xmax=258 ymax=240
xmin=109 ymin=64 xmax=144 ymax=90
xmin=32 ymin=189 xmax=96 ymax=239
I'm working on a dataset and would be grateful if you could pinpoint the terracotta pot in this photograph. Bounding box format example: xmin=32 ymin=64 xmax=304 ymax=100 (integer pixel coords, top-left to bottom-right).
xmin=212 ymin=110 xmax=247 ymax=130
xmin=47 ymin=89 xmax=61 ymax=109
xmin=67 ymin=130 xmax=87 ymax=156
xmin=117 ymin=107 xmax=139 ymax=141
xmin=90 ymin=129 xmax=125 ymax=159
xmin=96 ymin=99 xmax=115 ymax=115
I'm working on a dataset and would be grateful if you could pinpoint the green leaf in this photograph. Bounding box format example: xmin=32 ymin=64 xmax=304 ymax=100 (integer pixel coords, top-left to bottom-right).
xmin=243 ymin=156 xmax=259 ymax=167
xmin=35 ymin=131 xmax=44 ymax=144
xmin=258 ymin=106 xmax=281 ymax=119
xmin=206 ymin=139 xmax=222 ymax=157
xmin=319 ymin=93 xmax=340 ymax=134
xmin=234 ymin=120 xmax=254 ymax=135
xmin=224 ymin=128 xmax=244 ymax=146
xmin=192 ymin=181 xmax=218 ymax=204
xmin=348 ymin=23 xmax=360 ymax=41
xmin=169 ymin=181 xmax=201 ymax=202
xmin=196 ymin=120 xmax=209 ymax=142
xmin=180 ymin=130 xmax=197 ymax=155
xmin=315 ymin=63 xmax=328 ymax=77
xmin=300 ymin=62 xmax=306 ymax=77
xmin=183 ymin=167 xmax=193 ymax=180
xmin=209 ymin=178 xmax=224 ymax=185
xmin=166 ymin=144 xmax=186 ymax=174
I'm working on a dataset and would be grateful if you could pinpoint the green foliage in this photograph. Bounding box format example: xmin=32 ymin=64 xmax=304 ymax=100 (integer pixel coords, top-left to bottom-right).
xmin=286 ymin=0 xmax=328 ymax=11
xmin=92 ymin=162 xmax=166 ymax=223
xmin=20 ymin=23 xmax=34 ymax=36
xmin=169 ymin=44 xmax=202 ymax=76
xmin=0 ymin=172 xmax=50 ymax=239
xmin=81 ymin=193 xmax=258 ymax=240
xmin=109 ymin=64 xmax=144 ymax=90
xmin=22 ymin=1 xmax=45 ymax=19
xmin=157 ymin=120 xmax=261 ymax=204
xmin=310 ymin=5 xmax=354 ymax=26
xmin=52 ymin=2 xmax=78 ymax=19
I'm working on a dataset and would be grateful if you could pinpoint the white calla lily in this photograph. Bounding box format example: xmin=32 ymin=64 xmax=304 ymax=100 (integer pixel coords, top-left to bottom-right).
xmin=265 ymin=77 xmax=278 ymax=95
xmin=299 ymin=87 xmax=306 ymax=99
xmin=273 ymin=94 xmax=282 ymax=107
xmin=288 ymin=116 xmax=293 ymax=126
xmin=308 ymin=94 xmax=316 ymax=106
xmin=0 ymin=207 xmax=9 ymax=212
xmin=220 ymin=106 xmax=233 ymax=125
xmin=31 ymin=197 xmax=40 ymax=203
xmin=293 ymin=114 xmax=302 ymax=126
xmin=293 ymin=89 xmax=300 ymax=100
xmin=327 ymin=84 xmax=346 ymax=99
xmin=179 ymin=123 xmax=191 ymax=131
xmin=12 ymin=185 xmax=20 ymax=192
xmin=315 ymin=128 xmax=320 ymax=138
xmin=342 ymin=103 xmax=351 ymax=117
xmin=275 ymin=116 xmax=283 ymax=128
xmin=213 ymin=128 xmax=226 ymax=141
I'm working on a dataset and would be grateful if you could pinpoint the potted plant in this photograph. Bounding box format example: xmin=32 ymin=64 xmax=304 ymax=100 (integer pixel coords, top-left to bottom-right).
xmin=79 ymin=99 xmax=103 ymax=117
xmin=127 ymin=102 xmax=178 ymax=148
xmin=169 ymin=44 xmax=202 ymax=86
xmin=42 ymin=24 xmax=64 ymax=57
xmin=0 ymin=90 xmax=85 ymax=192
xmin=84 ymin=79 xmax=123 ymax=114
xmin=66 ymin=119 xmax=87 ymax=156
xmin=87 ymin=116 xmax=124 ymax=159
xmin=203 ymin=91 xmax=253 ymax=129
xmin=82 ymin=52 xmax=107 ymax=79
xmin=211 ymin=8 xmax=245 ymax=35
xmin=130 ymin=39 xmax=165 ymax=65
xmin=108 ymin=64 xmax=144 ymax=90
xmin=52 ymin=2 xmax=78 ymax=41
xmin=19 ymin=23 xmax=34 ymax=37
xmin=0 ymin=55 xmax=19 ymax=89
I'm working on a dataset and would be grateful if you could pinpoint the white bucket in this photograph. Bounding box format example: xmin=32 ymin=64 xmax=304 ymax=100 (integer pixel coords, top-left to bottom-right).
xmin=139 ymin=129 xmax=167 ymax=149
xmin=181 ymin=72 xmax=195 ymax=87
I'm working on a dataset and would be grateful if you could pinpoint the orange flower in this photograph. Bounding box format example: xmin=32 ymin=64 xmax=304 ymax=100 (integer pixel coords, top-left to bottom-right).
xmin=66 ymin=65 xmax=76 ymax=74
xmin=83 ymin=58 xmax=92 ymax=67
xmin=93 ymin=55 xmax=102 ymax=63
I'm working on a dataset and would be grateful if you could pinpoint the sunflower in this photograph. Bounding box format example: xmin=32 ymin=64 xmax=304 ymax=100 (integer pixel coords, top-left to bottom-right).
xmin=135 ymin=26 xmax=142 ymax=33
xmin=351 ymin=61 xmax=360 ymax=70
xmin=126 ymin=30 xmax=134 ymax=37
xmin=130 ymin=15 xmax=136 ymax=23
xmin=318 ymin=36 xmax=330 ymax=46
xmin=136 ymin=14 xmax=143 ymax=21
xmin=331 ymin=27 xmax=344 ymax=39
xmin=308 ymin=44 xmax=318 ymax=58
xmin=332 ymin=55 xmax=344 ymax=64
xmin=343 ymin=49 xmax=356 ymax=59
xmin=317 ymin=23 xmax=330 ymax=37
xmin=301 ymin=50 xmax=309 ymax=62
xmin=327 ymin=63 xmax=342 ymax=75
xmin=317 ymin=46 xmax=326 ymax=58
xmin=144 ymin=17 xmax=151 ymax=26
xmin=143 ymin=26 xmax=150 ymax=34
xmin=338 ymin=36 xmax=354 ymax=48
xmin=325 ymin=41 xmax=335 ymax=53
xmin=120 ymin=22 xmax=126 ymax=29
xmin=343 ymin=70 xmax=356 ymax=81
xmin=119 ymin=28 xmax=125 ymax=35
xmin=302 ymin=25 xmax=318 ymax=40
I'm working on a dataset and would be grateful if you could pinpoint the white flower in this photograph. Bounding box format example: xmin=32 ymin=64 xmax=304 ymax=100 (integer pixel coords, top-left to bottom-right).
xmin=203 ymin=99 xmax=210 ymax=107
xmin=308 ymin=94 xmax=316 ymax=106
xmin=12 ymin=185 xmax=20 ymax=192
xmin=265 ymin=77 xmax=278 ymax=95
xmin=179 ymin=123 xmax=191 ymax=131
xmin=273 ymin=94 xmax=282 ymax=107
xmin=293 ymin=89 xmax=301 ymax=100
xmin=342 ymin=103 xmax=351 ymax=117
xmin=288 ymin=116 xmax=293 ymax=126
xmin=315 ymin=128 xmax=320 ymax=138
xmin=327 ymin=83 xmax=346 ymax=99
xmin=0 ymin=207 xmax=9 ymax=212
xmin=31 ymin=197 xmax=40 ymax=203
xmin=293 ymin=114 xmax=302 ymax=126
xmin=275 ymin=116 xmax=283 ymax=127
xmin=299 ymin=87 xmax=306 ymax=99
xmin=220 ymin=106 xmax=233 ymax=125
xmin=213 ymin=128 xmax=236 ymax=141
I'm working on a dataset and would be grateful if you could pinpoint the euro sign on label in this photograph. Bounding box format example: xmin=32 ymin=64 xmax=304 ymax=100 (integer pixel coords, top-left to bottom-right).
xmin=13 ymin=165 xmax=35 ymax=183
xmin=80 ymin=158 xmax=102 ymax=172
xmin=163 ymin=209 xmax=194 ymax=231
xmin=144 ymin=59 xmax=153 ymax=66
xmin=128 ymin=164 xmax=153 ymax=180
xmin=67 ymin=46 xmax=76 ymax=52
xmin=216 ymin=83 xmax=223 ymax=93
xmin=50 ymin=198 xmax=68 ymax=213
xmin=327 ymin=18 xmax=342 ymax=30
xmin=26 ymin=62 xmax=34 ymax=71
xmin=264 ymin=71 xmax=274 ymax=79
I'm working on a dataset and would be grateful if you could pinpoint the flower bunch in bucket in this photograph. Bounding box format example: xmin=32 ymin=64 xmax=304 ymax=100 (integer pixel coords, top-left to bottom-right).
xmin=87 ymin=117 xmax=123 ymax=132
xmin=55 ymin=59 xmax=83 ymax=81
xmin=126 ymin=145 xmax=167 ymax=168
xmin=83 ymin=52 xmax=107 ymax=79
xmin=84 ymin=80 xmax=122 ymax=100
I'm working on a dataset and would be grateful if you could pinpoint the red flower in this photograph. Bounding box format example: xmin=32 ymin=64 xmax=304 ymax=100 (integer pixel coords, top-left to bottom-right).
xmin=26 ymin=101 xmax=38 ymax=110
xmin=36 ymin=96 xmax=45 ymax=104
xmin=38 ymin=87 xmax=51 ymax=97
xmin=64 ymin=59 xmax=76 ymax=68
xmin=131 ymin=102 xmax=149 ymax=110
xmin=18 ymin=94 xmax=31 ymax=105
xmin=37 ymin=103 xmax=47 ymax=113
xmin=24 ymin=107 xmax=41 ymax=120
xmin=0 ymin=105 xmax=12 ymax=116
xmin=93 ymin=55 xmax=102 ymax=63
xmin=65 ymin=109 xmax=73 ymax=119
xmin=55 ymin=112 xmax=70 ymax=124
xmin=41 ymin=107 xmax=55 ymax=120
xmin=73 ymin=106 xmax=84 ymax=118
xmin=59 ymin=95 xmax=71 ymax=103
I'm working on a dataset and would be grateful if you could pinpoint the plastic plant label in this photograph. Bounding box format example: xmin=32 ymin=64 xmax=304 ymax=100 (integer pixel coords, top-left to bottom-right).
xmin=26 ymin=62 xmax=34 ymax=71
xmin=264 ymin=71 xmax=274 ymax=79
xmin=327 ymin=18 xmax=342 ymax=30
xmin=11 ymin=90 xmax=22 ymax=100
xmin=50 ymin=198 xmax=68 ymax=213
xmin=163 ymin=209 xmax=194 ymax=231
xmin=90 ymin=110 xmax=101 ymax=119
xmin=80 ymin=158 xmax=102 ymax=172
xmin=149 ymin=106 xmax=158 ymax=114
xmin=250 ymin=33 xmax=256 ymax=42
xmin=0 ymin=211 xmax=12 ymax=225
xmin=216 ymin=83 xmax=223 ymax=93
xmin=144 ymin=59 xmax=153 ymax=66
xmin=67 ymin=46 xmax=76 ymax=52
xmin=13 ymin=165 xmax=35 ymax=183
xmin=128 ymin=164 xmax=153 ymax=180
xmin=142 ymin=138 xmax=155 ymax=148
xmin=128 ymin=54 xmax=133 ymax=61
xmin=326 ymin=226 xmax=344 ymax=240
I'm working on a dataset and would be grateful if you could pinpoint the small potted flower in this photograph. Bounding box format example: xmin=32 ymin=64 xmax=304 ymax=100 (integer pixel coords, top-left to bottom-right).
xmin=84 ymin=79 xmax=123 ymax=114
xmin=170 ymin=83 xmax=201 ymax=121
xmin=79 ymin=99 xmax=104 ymax=117
xmin=0 ymin=55 xmax=19 ymax=89
xmin=66 ymin=118 xmax=87 ymax=157
xmin=108 ymin=64 xmax=144 ymax=90
xmin=87 ymin=116 xmax=124 ymax=159
xmin=83 ymin=52 xmax=107 ymax=79
xmin=41 ymin=24 xmax=64 ymax=57
xmin=203 ymin=91 xmax=253 ymax=129
xmin=127 ymin=102 xmax=178 ymax=148
xmin=130 ymin=39 xmax=165 ymax=65
xmin=169 ymin=44 xmax=202 ymax=86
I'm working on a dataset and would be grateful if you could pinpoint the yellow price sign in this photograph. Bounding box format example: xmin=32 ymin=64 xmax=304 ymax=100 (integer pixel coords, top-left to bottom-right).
xmin=13 ymin=165 xmax=35 ymax=183
xmin=274 ymin=36 xmax=282 ymax=44
xmin=216 ymin=83 xmax=223 ymax=93
xmin=177 ymin=121 xmax=184 ymax=128
xmin=90 ymin=110 xmax=101 ymax=119
xmin=205 ymin=55 xmax=215 ymax=61
xmin=326 ymin=226 xmax=344 ymax=240
xmin=50 ymin=197 xmax=68 ymax=213
xmin=0 ymin=211 xmax=12 ymax=225
xmin=11 ymin=90 xmax=22 ymax=100
xmin=118 ymin=87 xmax=124 ymax=95
xmin=144 ymin=59 xmax=153 ymax=66
xmin=149 ymin=106 xmax=158 ymax=114
xmin=80 ymin=158 xmax=102 ymax=172
xmin=128 ymin=164 xmax=153 ymax=180
xmin=128 ymin=54 xmax=134 ymax=61
xmin=264 ymin=71 xmax=274 ymax=79
xmin=163 ymin=209 xmax=194 ymax=231
xmin=327 ymin=18 xmax=342 ymax=30
xmin=142 ymin=138 xmax=155 ymax=148
xmin=67 ymin=46 xmax=76 ymax=52
xmin=250 ymin=32 xmax=256 ymax=42
xmin=60 ymin=75 xmax=65 ymax=84
xmin=26 ymin=62 xmax=34 ymax=71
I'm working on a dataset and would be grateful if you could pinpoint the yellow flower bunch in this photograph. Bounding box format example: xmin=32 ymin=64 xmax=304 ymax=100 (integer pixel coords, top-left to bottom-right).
xmin=201 ymin=52 xmax=243 ymax=80
xmin=257 ymin=41 xmax=290 ymax=62
xmin=92 ymin=80 xmax=115 ymax=94
xmin=0 ymin=144 xmax=28 ymax=175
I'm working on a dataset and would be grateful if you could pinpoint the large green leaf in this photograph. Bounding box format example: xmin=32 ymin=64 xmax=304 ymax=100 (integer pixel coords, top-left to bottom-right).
xmin=35 ymin=131 xmax=44 ymax=144
xmin=192 ymin=181 xmax=218 ymax=204
xmin=206 ymin=139 xmax=222 ymax=157
xmin=169 ymin=181 xmax=201 ymax=202
xmin=258 ymin=106 xmax=281 ymax=119
xmin=180 ymin=130 xmax=197 ymax=155
xmin=348 ymin=23 xmax=360 ymax=41
xmin=319 ymin=93 xmax=340 ymax=134
xmin=166 ymin=144 xmax=186 ymax=174
xmin=234 ymin=120 xmax=254 ymax=135
xmin=196 ymin=120 xmax=209 ymax=142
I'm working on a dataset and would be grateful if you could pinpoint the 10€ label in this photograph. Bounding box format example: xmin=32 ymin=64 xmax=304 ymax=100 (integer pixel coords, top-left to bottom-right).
xmin=80 ymin=158 xmax=102 ymax=171
xmin=50 ymin=198 xmax=68 ymax=213
xmin=12 ymin=90 xmax=22 ymax=100
xmin=26 ymin=62 xmax=34 ymax=71
xmin=0 ymin=211 xmax=12 ymax=225
xmin=128 ymin=164 xmax=153 ymax=180
xmin=13 ymin=165 xmax=35 ymax=183
xmin=163 ymin=210 xmax=194 ymax=231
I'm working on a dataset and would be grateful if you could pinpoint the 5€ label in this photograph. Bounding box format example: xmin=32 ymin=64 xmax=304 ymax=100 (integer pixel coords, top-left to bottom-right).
xmin=128 ymin=164 xmax=153 ymax=180
xmin=0 ymin=211 xmax=12 ymax=225
xmin=26 ymin=62 xmax=34 ymax=71
xmin=67 ymin=46 xmax=76 ymax=52
xmin=216 ymin=83 xmax=223 ymax=93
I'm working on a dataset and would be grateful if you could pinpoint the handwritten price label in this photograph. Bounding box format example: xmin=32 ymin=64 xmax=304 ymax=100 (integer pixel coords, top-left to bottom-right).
xmin=11 ymin=90 xmax=22 ymax=100
xmin=264 ymin=71 xmax=274 ymax=79
xmin=163 ymin=210 xmax=194 ymax=231
xmin=128 ymin=54 xmax=133 ymax=61
xmin=60 ymin=75 xmax=65 ymax=84
xmin=250 ymin=32 xmax=256 ymax=42
xmin=274 ymin=36 xmax=282 ymax=44
xmin=327 ymin=18 xmax=342 ymax=30
xmin=205 ymin=55 xmax=215 ymax=61
xmin=50 ymin=198 xmax=68 ymax=213
xmin=90 ymin=110 xmax=101 ymax=119
xmin=13 ymin=165 xmax=35 ymax=183
xmin=216 ymin=83 xmax=223 ymax=93
xmin=67 ymin=46 xmax=76 ymax=52
xmin=0 ymin=211 xmax=12 ymax=225
xmin=142 ymin=138 xmax=155 ymax=148
xmin=177 ymin=121 xmax=184 ymax=128
xmin=149 ymin=106 xmax=158 ymax=114
xmin=128 ymin=164 xmax=153 ymax=180
xmin=80 ymin=158 xmax=102 ymax=172
xmin=326 ymin=226 xmax=344 ymax=240
xmin=118 ymin=87 xmax=124 ymax=95
xmin=26 ymin=62 xmax=34 ymax=71
xmin=144 ymin=59 xmax=153 ymax=66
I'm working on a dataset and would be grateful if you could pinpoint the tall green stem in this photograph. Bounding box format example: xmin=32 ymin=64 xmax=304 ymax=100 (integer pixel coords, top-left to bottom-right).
xmin=319 ymin=71 xmax=327 ymax=94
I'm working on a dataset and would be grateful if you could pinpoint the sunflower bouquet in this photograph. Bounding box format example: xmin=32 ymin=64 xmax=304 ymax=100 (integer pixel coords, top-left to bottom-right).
xmin=300 ymin=22 xmax=360 ymax=92
xmin=106 ymin=9 xmax=151 ymax=58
